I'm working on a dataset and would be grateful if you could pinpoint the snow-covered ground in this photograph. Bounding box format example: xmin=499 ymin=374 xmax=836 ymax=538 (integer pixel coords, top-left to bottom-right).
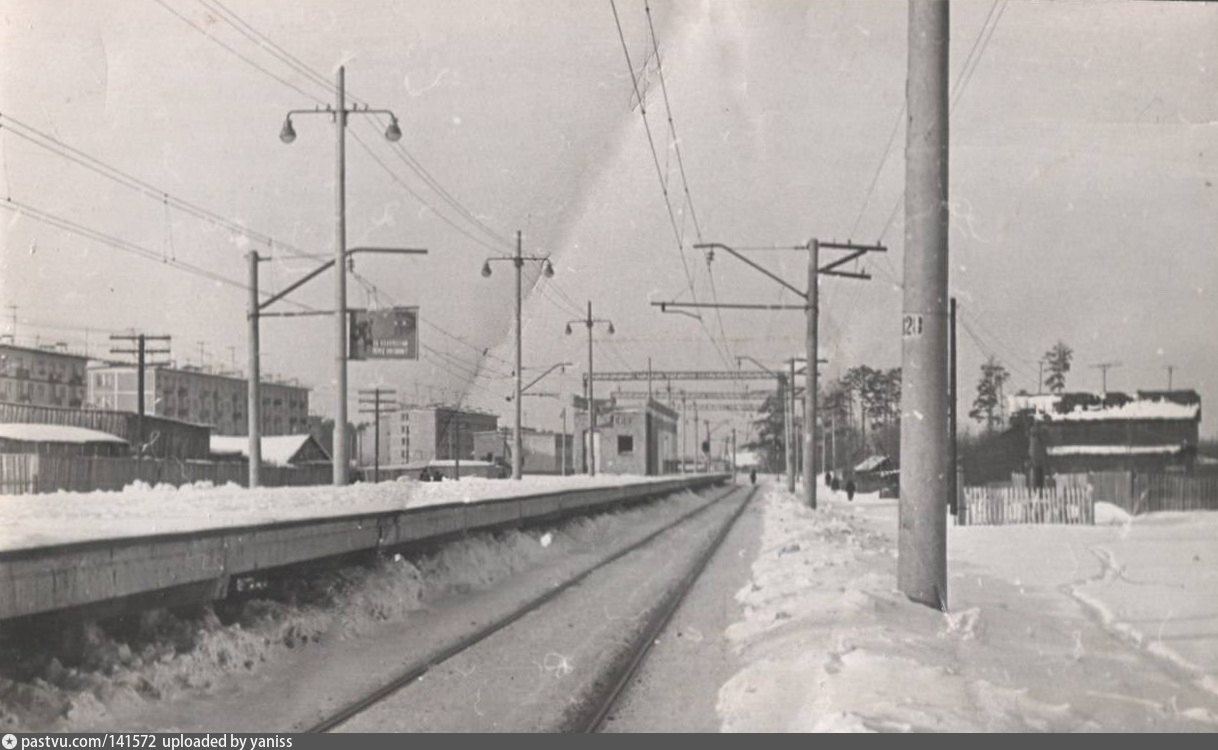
xmin=718 ymin=480 xmax=1218 ymax=732
xmin=0 ymin=474 xmax=666 ymax=552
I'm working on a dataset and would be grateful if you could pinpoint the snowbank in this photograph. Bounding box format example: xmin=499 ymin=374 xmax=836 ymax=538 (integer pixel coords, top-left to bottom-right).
xmin=717 ymin=482 xmax=1218 ymax=732
xmin=0 ymin=474 xmax=665 ymax=552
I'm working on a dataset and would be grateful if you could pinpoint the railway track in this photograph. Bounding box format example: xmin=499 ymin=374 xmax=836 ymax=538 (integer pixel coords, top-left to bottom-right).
xmin=306 ymin=482 xmax=758 ymax=733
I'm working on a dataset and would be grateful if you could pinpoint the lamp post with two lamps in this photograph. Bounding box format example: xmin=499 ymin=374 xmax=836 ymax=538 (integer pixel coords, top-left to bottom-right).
xmin=565 ymin=303 xmax=614 ymax=476
xmin=481 ymin=231 xmax=555 ymax=480
xmin=278 ymin=66 xmax=404 ymax=486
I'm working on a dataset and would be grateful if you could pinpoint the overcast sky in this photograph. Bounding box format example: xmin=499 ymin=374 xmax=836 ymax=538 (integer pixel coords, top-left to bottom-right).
xmin=2 ymin=0 xmax=1215 ymax=439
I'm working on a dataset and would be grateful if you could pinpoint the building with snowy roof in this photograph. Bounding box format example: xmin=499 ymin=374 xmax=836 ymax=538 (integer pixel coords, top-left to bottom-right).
xmin=209 ymin=434 xmax=331 ymax=467
xmin=0 ymin=422 xmax=129 ymax=457
xmin=1010 ymin=390 xmax=1201 ymax=476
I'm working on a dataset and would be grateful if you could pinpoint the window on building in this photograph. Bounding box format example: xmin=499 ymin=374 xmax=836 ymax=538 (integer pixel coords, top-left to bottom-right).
xmin=617 ymin=435 xmax=634 ymax=455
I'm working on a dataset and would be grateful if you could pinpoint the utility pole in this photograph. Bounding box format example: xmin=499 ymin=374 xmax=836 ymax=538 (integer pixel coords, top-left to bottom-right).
xmin=482 ymin=231 xmax=554 ymax=480
xmin=560 ymin=406 xmax=567 ymax=476
xmin=788 ymin=359 xmax=797 ymax=493
xmin=830 ymin=410 xmax=837 ymax=475
xmin=805 ymin=239 xmax=819 ymax=507
xmin=899 ymin=0 xmax=949 ymax=611
xmin=731 ymin=427 xmax=737 ymax=475
xmin=1091 ymin=361 xmax=1122 ymax=392
xmin=1166 ymin=364 xmax=1176 ymax=391
xmin=279 ymin=65 xmax=408 ymax=487
xmin=949 ymin=296 xmax=958 ymax=516
xmin=247 ymin=252 xmax=262 ymax=486
xmin=681 ymin=393 xmax=688 ymax=473
xmin=358 ymin=388 xmax=397 ymax=482
xmin=693 ymin=401 xmax=700 ymax=472
xmin=565 ymin=302 xmax=614 ymax=476
xmin=109 ymin=333 xmax=171 ymax=456
xmin=668 ymin=239 xmax=883 ymax=507
xmin=333 ymin=67 xmax=349 ymax=486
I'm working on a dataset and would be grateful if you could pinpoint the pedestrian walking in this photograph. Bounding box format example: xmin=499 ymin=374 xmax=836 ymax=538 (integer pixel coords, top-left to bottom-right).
xmin=749 ymin=468 xmax=757 ymax=485
xmin=846 ymin=478 xmax=856 ymax=502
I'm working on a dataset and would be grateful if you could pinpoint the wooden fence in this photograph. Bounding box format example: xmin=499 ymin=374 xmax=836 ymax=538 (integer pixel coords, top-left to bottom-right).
xmin=1059 ymin=470 xmax=1218 ymax=515
xmin=0 ymin=453 xmax=331 ymax=494
xmin=959 ymin=485 xmax=1094 ymax=526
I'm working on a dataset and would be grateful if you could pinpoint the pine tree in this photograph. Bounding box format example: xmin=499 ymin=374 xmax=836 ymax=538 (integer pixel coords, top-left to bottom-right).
xmin=749 ymin=391 xmax=788 ymax=473
xmin=1043 ymin=341 xmax=1073 ymax=393
xmin=969 ymin=356 xmax=1010 ymax=432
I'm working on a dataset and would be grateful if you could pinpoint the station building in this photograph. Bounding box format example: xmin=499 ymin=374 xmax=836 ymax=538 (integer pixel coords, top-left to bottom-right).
xmin=572 ymin=398 xmax=678 ymax=476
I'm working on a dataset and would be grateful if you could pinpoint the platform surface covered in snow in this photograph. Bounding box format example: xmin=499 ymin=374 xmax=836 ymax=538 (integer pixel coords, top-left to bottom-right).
xmin=0 ymin=474 xmax=662 ymax=552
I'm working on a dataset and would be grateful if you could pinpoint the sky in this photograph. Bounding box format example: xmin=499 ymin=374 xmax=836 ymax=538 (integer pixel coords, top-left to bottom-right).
xmin=1 ymin=0 xmax=1215 ymax=440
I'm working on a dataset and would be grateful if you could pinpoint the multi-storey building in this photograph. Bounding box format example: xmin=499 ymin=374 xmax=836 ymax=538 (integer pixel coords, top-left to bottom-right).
xmin=88 ymin=364 xmax=309 ymax=436
xmin=0 ymin=343 xmax=88 ymax=408
xmin=374 ymin=405 xmax=499 ymax=467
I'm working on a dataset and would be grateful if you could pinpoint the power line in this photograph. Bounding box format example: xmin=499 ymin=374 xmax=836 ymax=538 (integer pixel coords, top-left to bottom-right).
xmin=1 ymin=197 xmax=318 ymax=310
xmin=193 ymin=0 xmax=336 ymax=93
xmin=607 ymin=0 xmax=731 ymax=369
xmin=162 ymin=0 xmax=515 ymax=257
xmin=349 ymin=130 xmax=507 ymax=254
xmin=0 ymin=112 xmax=321 ymax=262
xmin=643 ymin=0 xmax=703 ymax=244
xmin=151 ymin=0 xmax=326 ymax=105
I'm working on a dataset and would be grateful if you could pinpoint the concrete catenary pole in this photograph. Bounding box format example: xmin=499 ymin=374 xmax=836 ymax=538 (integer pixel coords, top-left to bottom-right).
xmin=804 ymin=240 xmax=819 ymax=509
xmin=333 ymin=66 xmax=349 ymax=486
xmin=136 ymin=334 xmax=145 ymax=455
xmin=693 ymin=400 xmax=700 ymax=472
xmin=899 ymin=0 xmax=950 ymax=610
xmin=586 ymin=301 xmax=596 ymax=477
xmin=786 ymin=363 xmax=796 ymax=493
xmin=949 ymin=296 xmax=958 ymax=515
xmin=513 ymin=231 xmax=524 ymax=480
xmin=247 ymin=251 xmax=262 ymax=487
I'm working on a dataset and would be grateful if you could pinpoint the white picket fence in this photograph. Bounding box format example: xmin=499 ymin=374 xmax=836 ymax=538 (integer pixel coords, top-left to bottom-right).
xmin=959 ymin=485 xmax=1094 ymax=526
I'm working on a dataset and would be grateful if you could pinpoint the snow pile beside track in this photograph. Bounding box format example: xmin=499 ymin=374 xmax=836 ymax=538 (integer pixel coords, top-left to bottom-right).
xmin=717 ymin=483 xmax=1218 ymax=732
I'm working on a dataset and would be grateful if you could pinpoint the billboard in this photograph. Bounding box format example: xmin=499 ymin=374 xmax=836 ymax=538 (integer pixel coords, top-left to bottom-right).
xmin=349 ymin=307 xmax=418 ymax=360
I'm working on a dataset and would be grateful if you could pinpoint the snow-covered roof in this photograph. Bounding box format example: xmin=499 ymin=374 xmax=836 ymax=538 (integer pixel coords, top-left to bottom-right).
xmin=734 ymin=450 xmax=762 ymax=468
xmin=209 ymin=434 xmax=328 ymax=466
xmin=1009 ymin=391 xmax=1201 ymax=422
xmin=1046 ymin=444 xmax=1185 ymax=457
xmin=854 ymin=455 xmax=890 ymax=473
xmin=0 ymin=423 xmax=128 ymax=444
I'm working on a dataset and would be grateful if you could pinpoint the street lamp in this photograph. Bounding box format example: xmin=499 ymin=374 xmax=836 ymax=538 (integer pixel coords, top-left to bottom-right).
xmin=565 ymin=302 xmax=614 ymax=476
xmin=481 ymin=230 xmax=556 ymax=480
xmin=278 ymin=66 xmax=403 ymax=486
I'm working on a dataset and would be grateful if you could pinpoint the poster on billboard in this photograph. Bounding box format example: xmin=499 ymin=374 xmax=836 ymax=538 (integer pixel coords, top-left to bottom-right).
xmin=349 ymin=307 xmax=419 ymax=360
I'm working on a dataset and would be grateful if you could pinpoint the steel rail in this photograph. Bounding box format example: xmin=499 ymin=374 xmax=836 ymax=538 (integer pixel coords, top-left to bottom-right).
xmin=303 ymin=481 xmax=745 ymax=733
xmin=576 ymin=484 xmax=759 ymax=732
